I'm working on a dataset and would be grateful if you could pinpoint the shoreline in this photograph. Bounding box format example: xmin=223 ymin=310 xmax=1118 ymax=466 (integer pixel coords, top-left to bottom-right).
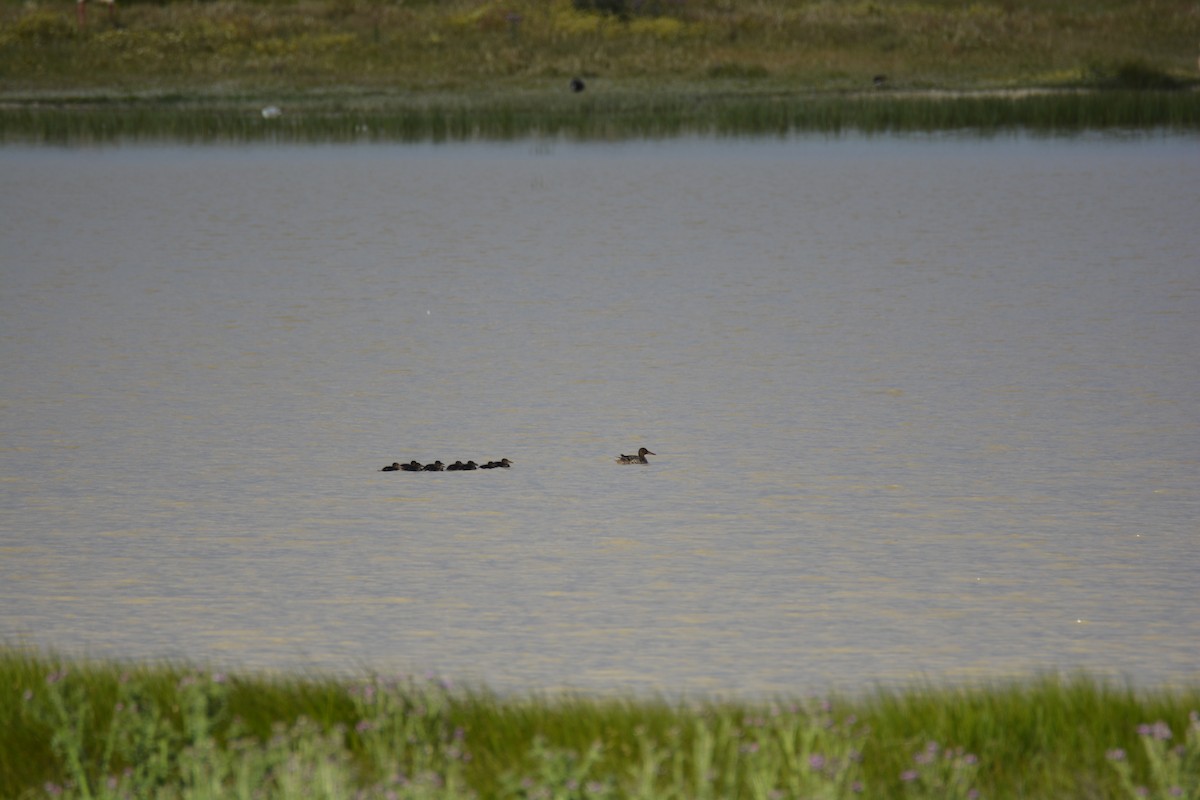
xmin=4 ymin=84 xmax=1199 ymax=143
xmin=5 ymin=0 xmax=1198 ymax=140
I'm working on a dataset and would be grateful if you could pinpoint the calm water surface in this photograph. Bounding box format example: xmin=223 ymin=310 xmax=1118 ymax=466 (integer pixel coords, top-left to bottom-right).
xmin=2 ymin=135 xmax=1198 ymax=696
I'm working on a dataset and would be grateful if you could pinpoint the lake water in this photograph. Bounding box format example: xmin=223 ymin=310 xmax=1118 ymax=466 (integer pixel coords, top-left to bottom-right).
xmin=1 ymin=135 xmax=1198 ymax=697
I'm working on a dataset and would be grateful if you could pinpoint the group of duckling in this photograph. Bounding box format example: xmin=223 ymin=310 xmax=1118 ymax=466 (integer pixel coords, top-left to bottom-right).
xmin=381 ymin=447 xmax=655 ymax=472
xmin=381 ymin=458 xmax=511 ymax=472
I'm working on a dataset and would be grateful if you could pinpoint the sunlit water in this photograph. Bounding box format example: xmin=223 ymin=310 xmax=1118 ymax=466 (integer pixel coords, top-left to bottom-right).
xmin=2 ymin=135 xmax=1198 ymax=696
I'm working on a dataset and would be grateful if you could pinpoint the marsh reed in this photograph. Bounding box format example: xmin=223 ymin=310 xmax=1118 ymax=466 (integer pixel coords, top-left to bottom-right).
xmin=3 ymin=648 xmax=1198 ymax=799
xmin=4 ymin=87 xmax=1199 ymax=143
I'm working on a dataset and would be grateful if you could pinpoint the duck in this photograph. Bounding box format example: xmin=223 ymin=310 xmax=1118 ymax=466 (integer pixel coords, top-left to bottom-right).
xmin=422 ymin=461 xmax=445 ymax=472
xmin=616 ymin=447 xmax=655 ymax=464
xmin=461 ymin=460 xmax=479 ymax=470
xmin=446 ymin=461 xmax=466 ymax=471
xmin=380 ymin=462 xmax=402 ymax=472
xmin=399 ymin=461 xmax=423 ymax=471
xmin=481 ymin=458 xmax=512 ymax=469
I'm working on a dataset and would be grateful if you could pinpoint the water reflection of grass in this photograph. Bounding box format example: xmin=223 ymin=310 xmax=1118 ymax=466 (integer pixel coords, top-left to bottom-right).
xmin=1 ymin=0 xmax=1198 ymax=140
xmin=4 ymin=87 xmax=1199 ymax=143
xmin=4 ymin=648 xmax=1198 ymax=799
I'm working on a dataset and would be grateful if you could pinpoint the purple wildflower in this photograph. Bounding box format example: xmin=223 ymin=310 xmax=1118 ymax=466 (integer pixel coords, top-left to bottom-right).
xmin=901 ymin=770 xmax=919 ymax=782
xmin=1106 ymin=749 xmax=1127 ymax=761
xmin=809 ymin=754 xmax=826 ymax=770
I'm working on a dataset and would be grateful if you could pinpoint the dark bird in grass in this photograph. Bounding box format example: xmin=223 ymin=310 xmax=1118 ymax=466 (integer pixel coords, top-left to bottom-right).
xmin=872 ymin=74 xmax=887 ymax=88
xmin=570 ymin=77 xmax=586 ymax=93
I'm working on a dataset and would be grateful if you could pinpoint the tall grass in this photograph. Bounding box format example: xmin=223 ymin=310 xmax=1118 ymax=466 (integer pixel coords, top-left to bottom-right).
xmin=3 ymin=87 xmax=1199 ymax=143
xmin=3 ymin=647 xmax=1198 ymax=799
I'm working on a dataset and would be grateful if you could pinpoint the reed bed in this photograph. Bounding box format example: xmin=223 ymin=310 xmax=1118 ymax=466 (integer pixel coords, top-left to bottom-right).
xmin=4 ymin=87 xmax=1200 ymax=143
xmin=3 ymin=647 xmax=1198 ymax=799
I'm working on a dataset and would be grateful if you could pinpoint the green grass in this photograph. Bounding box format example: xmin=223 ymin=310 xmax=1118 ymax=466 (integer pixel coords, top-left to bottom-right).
xmin=3 ymin=86 xmax=1199 ymax=143
xmin=1 ymin=0 xmax=1199 ymax=139
xmin=3 ymin=0 xmax=1198 ymax=93
xmin=3 ymin=647 xmax=1198 ymax=799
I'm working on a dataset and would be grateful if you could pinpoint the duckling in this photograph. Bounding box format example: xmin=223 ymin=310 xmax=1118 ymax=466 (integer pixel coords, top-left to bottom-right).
xmin=400 ymin=461 xmax=423 ymax=471
xmin=462 ymin=460 xmax=479 ymax=470
xmin=481 ymin=458 xmax=512 ymax=469
xmin=381 ymin=462 xmax=402 ymax=472
xmin=422 ymin=461 xmax=445 ymax=471
xmin=445 ymin=461 xmax=466 ymax=471
xmin=616 ymin=448 xmax=655 ymax=464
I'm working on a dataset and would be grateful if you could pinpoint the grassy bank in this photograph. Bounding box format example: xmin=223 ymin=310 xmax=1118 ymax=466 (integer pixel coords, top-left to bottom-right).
xmin=2 ymin=0 xmax=1199 ymax=140
xmin=4 ymin=86 xmax=1200 ymax=142
xmin=3 ymin=648 xmax=1199 ymax=799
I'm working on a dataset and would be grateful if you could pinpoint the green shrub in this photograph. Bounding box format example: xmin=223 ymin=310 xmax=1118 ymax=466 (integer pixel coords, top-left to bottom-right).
xmin=1088 ymin=59 xmax=1184 ymax=90
xmin=6 ymin=9 xmax=77 ymax=44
